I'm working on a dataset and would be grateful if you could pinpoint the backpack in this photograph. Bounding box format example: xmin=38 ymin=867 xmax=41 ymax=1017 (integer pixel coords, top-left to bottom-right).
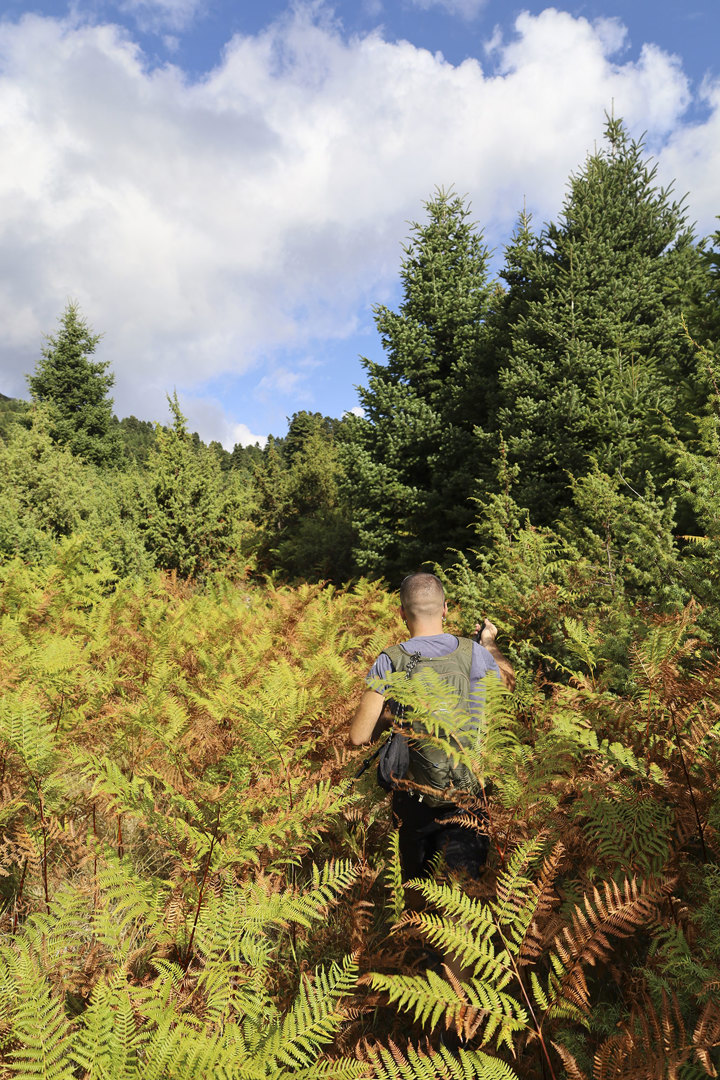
xmin=377 ymin=638 xmax=480 ymax=809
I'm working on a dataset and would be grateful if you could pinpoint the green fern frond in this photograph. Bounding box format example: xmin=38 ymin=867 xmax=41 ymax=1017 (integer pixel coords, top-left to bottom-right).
xmin=3 ymin=944 xmax=76 ymax=1080
xmin=493 ymin=836 xmax=546 ymax=937
xmin=384 ymin=830 xmax=405 ymax=924
xmin=367 ymin=970 xmax=527 ymax=1051
xmin=573 ymin=785 xmax=673 ymax=876
xmin=398 ymin=911 xmax=511 ymax=989
xmin=262 ymin=954 xmax=359 ymax=1070
xmin=0 ymin=695 xmax=58 ymax=778
xmin=72 ymin=977 xmax=148 ymax=1080
xmin=365 ymin=1040 xmax=521 ymax=1080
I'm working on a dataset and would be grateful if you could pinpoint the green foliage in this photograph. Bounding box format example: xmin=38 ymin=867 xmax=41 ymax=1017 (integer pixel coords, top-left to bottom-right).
xmin=0 ymin=393 xmax=29 ymax=441
xmin=1 ymin=562 xmax=719 ymax=1077
xmin=482 ymin=117 xmax=705 ymax=524
xmin=0 ymin=573 xmax=399 ymax=1077
xmin=112 ymin=414 xmax=158 ymax=466
xmin=0 ymin=407 xmax=91 ymax=564
xmin=27 ymin=302 xmax=119 ymax=467
xmin=343 ymin=188 xmax=493 ymax=579
xmin=138 ymin=393 xmax=256 ymax=578
xmin=254 ymin=413 xmax=353 ymax=582
xmin=562 ymin=466 xmax=684 ymax=606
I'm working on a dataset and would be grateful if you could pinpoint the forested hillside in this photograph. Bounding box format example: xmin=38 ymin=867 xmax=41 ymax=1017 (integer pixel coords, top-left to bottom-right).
xmin=1 ymin=119 xmax=720 ymax=1077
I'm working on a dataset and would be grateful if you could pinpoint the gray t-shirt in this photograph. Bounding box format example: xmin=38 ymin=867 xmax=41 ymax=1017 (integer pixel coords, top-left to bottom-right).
xmin=366 ymin=633 xmax=501 ymax=715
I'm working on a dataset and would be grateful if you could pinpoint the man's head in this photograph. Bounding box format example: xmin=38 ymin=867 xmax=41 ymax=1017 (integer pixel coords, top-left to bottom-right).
xmin=399 ymin=572 xmax=446 ymax=623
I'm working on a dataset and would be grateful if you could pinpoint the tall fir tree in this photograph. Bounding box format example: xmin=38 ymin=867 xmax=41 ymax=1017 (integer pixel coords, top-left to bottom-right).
xmin=483 ymin=118 xmax=706 ymax=524
xmin=28 ymin=302 xmax=119 ymax=467
xmin=344 ymin=189 xmax=493 ymax=580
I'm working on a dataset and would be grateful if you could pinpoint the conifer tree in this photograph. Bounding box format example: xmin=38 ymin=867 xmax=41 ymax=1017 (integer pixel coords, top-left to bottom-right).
xmin=254 ymin=413 xmax=353 ymax=580
xmin=0 ymin=406 xmax=90 ymax=561
xmin=139 ymin=394 xmax=242 ymax=577
xmin=485 ymin=118 xmax=705 ymax=523
xmin=28 ymin=302 xmax=119 ymax=467
xmin=344 ymin=189 xmax=492 ymax=579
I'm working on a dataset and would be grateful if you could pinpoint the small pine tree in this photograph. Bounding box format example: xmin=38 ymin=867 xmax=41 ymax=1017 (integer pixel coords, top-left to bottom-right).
xmin=0 ymin=407 xmax=90 ymax=562
xmin=28 ymin=303 xmax=119 ymax=467
xmin=691 ymin=222 xmax=720 ymax=349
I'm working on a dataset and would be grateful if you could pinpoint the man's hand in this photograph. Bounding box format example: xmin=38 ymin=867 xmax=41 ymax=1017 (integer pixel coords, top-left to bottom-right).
xmin=475 ymin=617 xmax=498 ymax=648
xmin=474 ymin=617 xmax=515 ymax=691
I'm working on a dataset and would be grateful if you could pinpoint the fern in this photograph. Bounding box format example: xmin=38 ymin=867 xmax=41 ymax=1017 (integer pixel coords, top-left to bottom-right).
xmin=384 ymin=830 xmax=405 ymax=925
xmin=262 ymin=954 xmax=359 ymax=1070
xmin=364 ymin=1040 xmax=521 ymax=1080
xmin=2 ymin=943 xmax=76 ymax=1080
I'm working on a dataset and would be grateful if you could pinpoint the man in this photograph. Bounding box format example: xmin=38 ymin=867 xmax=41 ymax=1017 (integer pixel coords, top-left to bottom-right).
xmin=350 ymin=572 xmax=514 ymax=880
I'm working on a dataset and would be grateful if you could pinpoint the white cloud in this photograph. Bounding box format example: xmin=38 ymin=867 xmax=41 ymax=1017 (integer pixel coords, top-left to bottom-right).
xmin=656 ymin=77 xmax=720 ymax=236
xmin=255 ymin=367 xmax=312 ymax=401
xmin=0 ymin=6 xmax=716 ymax=438
xmin=483 ymin=24 xmax=502 ymax=56
xmin=408 ymin=0 xmax=489 ymax=19
xmin=174 ymin=394 xmax=267 ymax=449
xmin=230 ymin=423 xmax=267 ymax=449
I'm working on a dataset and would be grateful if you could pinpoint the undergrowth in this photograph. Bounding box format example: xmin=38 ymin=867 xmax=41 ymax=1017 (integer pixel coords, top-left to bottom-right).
xmin=0 ymin=553 xmax=718 ymax=1078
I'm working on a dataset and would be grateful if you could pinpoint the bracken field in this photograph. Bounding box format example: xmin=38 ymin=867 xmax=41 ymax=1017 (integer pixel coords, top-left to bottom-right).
xmin=1 ymin=553 xmax=719 ymax=1080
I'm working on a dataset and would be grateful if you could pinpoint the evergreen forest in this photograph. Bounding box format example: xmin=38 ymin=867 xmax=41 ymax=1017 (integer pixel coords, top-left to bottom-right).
xmin=1 ymin=118 xmax=720 ymax=1078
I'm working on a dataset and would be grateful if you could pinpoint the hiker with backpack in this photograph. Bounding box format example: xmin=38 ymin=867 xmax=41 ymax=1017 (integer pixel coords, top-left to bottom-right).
xmin=350 ymin=572 xmax=514 ymax=880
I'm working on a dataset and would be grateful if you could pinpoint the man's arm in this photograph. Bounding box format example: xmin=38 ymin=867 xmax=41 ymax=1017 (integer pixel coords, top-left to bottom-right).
xmin=476 ymin=618 xmax=516 ymax=692
xmin=349 ymin=689 xmax=390 ymax=746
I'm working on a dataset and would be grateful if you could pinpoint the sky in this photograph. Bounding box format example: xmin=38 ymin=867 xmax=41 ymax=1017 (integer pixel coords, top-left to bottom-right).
xmin=0 ymin=0 xmax=719 ymax=448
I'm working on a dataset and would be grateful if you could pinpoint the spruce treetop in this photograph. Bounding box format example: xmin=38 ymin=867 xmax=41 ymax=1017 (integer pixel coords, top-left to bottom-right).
xmin=488 ymin=116 xmax=705 ymax=522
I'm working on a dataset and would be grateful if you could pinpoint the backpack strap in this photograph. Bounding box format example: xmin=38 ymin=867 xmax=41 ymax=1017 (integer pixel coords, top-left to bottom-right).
xmin=383 ymin=638 xmax=474 ymax=676
xmin=453 ymin=636 xmax=474 ymax=677
xmin=381 ymin=644 xmax=404 ymax=671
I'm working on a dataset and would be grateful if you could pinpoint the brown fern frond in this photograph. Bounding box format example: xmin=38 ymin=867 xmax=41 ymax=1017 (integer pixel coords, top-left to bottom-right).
xmin=693 ymin=997 xmax=720 ymax=1077
xmin=553 ymin=877 xmax=668 ymax=1011
xmin=439 ymin=963 xmax=488 ymax=1041
xmin=349 ymin=899 xmax=376 ymax=949
xmin=592 ymin=990 xmax=720 ymax=1080
xmin=519 ymin=841 xmax=564 ymax=964
xmin=551 ymin=1040 xmax=588 ymax=1080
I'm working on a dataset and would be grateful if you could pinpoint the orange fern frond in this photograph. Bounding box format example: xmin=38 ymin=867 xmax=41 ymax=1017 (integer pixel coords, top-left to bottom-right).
xmin=553 ymin=877 xmax=669 ymax=1011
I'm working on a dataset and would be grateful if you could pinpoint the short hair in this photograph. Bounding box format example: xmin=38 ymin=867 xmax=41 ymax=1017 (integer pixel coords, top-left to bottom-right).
xmin=399 ymin=572 xmax=445 ymax=619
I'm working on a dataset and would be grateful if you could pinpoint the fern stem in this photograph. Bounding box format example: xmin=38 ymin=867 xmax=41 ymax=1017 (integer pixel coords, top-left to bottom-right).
xmin=92 ymin=802 xmax=98 ymax=911
xmin=54 ymin=691 xmax=64 ymax=734
xmin=240 ymin=714 xmax=294 ymax=809
xmin=669 ymin=705 xmax=707 ymax=863
xmin=184 ymin=802 xmax=221 ymax=971
xmin=479 ymin=786 xmax=504 ymax=868
xmin=31 ymin=776 xmax=50 ymax=912
xmin=12 ymin=858 xmax=28 ymax=932
xmin=495 ymin=922 xmax=559 ymax=1080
